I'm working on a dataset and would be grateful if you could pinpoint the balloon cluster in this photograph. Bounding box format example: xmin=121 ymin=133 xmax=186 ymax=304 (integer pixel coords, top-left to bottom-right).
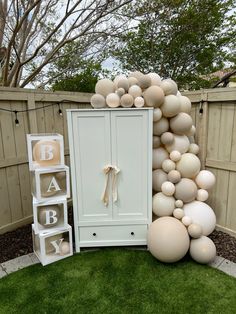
xmin=91 ymin=71 xmax=217 ymax=264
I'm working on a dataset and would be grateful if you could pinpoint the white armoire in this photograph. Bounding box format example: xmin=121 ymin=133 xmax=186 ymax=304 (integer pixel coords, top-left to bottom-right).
xmin=67 ymin=108 xmax=153 ymax=252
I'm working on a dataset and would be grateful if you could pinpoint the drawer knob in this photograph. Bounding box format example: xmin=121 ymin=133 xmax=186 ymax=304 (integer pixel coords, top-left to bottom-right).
xmin=131 ymin=232 xmax=134 ymax=236
xmin=93 ymin=233 xmax=97 ymax=236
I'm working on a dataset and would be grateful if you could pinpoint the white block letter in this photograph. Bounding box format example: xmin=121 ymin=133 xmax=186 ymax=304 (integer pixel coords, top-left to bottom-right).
xmin=47 ymin=177 xmax=61 ymax=193
xmin=50 ymin=238 xmax=64 ymax=254
xmin=40 ymin=145 xmax=53 ymax=160
xmin=45 ymin=210 xmax=58 ymax=225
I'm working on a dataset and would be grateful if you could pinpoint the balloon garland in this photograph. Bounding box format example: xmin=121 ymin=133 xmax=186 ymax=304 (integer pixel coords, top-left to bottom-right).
xmin=91 ymin=71 xmax=216 ymax=264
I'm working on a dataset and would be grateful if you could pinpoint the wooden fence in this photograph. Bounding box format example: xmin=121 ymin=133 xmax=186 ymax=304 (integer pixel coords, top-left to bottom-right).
xmin=0 ymin=86 xmax=236 ymax=236
xmin=0 ymin=87 xmax=91 ymax=234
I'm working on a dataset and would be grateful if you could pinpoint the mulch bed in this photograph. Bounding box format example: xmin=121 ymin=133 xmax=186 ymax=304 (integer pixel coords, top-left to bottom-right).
xmin=0 ymin=207 xmax=236 ymax=264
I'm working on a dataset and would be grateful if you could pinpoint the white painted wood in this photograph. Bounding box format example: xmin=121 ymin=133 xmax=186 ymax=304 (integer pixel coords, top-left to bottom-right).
xmin=67 ymin=108 xmax=153 ymax=251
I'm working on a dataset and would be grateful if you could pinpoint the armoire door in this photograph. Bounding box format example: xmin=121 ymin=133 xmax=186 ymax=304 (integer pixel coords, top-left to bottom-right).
xmin=110 ymin=110 xmax=151 ymax=221
xmin=72 ymin=111 xmax=112 ymax=221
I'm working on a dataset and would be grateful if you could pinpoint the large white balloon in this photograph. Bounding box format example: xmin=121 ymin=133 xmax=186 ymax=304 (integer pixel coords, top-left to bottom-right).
xmin=183 ymin=201 xmax=216 ymax=236
xmin=190 ymin=236 xmax=216 ymax=264
xmin=195 ymin=170 xmax=216 ymax=190
xmin=152 ymin=192 xmax=175 ymax=217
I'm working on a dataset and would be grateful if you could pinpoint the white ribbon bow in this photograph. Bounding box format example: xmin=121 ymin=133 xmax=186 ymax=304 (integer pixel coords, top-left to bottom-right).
xmin=101 ymin=165 xmax=120 ymax=207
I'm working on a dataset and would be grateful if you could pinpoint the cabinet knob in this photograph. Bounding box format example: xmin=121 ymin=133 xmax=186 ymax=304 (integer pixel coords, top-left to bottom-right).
xmin=93 ymin=233 xmax=96 ymax=236
xmin=131 ymin=232 xmax=134 ymax=236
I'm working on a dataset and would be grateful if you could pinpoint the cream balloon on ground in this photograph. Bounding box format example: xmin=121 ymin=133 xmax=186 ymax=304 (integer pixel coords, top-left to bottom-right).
xmin=147 ymin=217 xmax=190 ymax=263
xmin=152 ymin=192 xmax=175 ymax=216
xmin=183 ymin=201 xmax=216 ymax=236
xmin=153 ymin=147 xmax=169 ymax=169
xmin=195 ymin=170 xmax=216 ymax=190
xmin=152 ymin=169 xmax=168 ymax=192
xmin=190 ymin=236 xmax=216 ymax=264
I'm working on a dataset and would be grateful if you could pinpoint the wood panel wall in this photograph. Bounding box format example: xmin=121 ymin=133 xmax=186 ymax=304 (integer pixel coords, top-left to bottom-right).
xmin=0 ymin=87 xmax=91 ymax=234
xmin=0 ymin=87 xmax=236 ymax=236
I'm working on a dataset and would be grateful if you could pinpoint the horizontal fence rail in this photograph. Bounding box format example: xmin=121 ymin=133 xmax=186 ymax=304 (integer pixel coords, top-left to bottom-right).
xmin=0 ymin=87 xmax=236 ymax=236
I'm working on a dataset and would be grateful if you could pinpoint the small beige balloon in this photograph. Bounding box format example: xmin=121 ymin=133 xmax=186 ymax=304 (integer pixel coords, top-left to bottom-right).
xmin=106 ymin=93 xmax=120 ymax=108
xmin=178 ymin=95 xmax=192 ymax=113
xmin=137 ymin=74 xmax=152 ymax=89
xmin=120 ymin=94 xmax=133 ymax=108
xmin=60 ymin=241 xmax=70 ymax=256
xmin=153 ymin=108 xmax=162 ymax=122
xmin=161 ymin=181 xmax=175 ymax=196
xmin=196 ymin=189 xmax=209 ymax=202
xmin=153 ymin=117 xmax=169 ymax=136
xmin=117 ymin=78 xmax=129 ymax=91
xmin=169 ymin=150 xmax=181 ymax=162
xmin=90 ymin=94 xmax=106 ymax=109
xmin=128 ymin=76 xmax=138 ymax=86
xmin=153 ymin=147 xmax=169 ymax=169
xmin=188 ymin=143 xmax=199 ymax=155
xmin=134 ymin=96 xmax=145 ymax=108
xmin=128 ymin=84 xmax=142 ymax=98
xmin=190 ymin=236 xmax=216 ymax=264
xmin=152 ymin=169 xmax=168 ymax=192
xmin=153 ymin=136 xmax=161 ymax=148
xmin=167 ymin=170 xmax=181 ymax=183
xmin=160 ymin=79 xmax=178 ymax=95
xmin=162 ymin=159 xmax=176 ymax=173
xmin=182 ymin=216 xmax=192 ymax=227
xmin=116 ymin=87 xmax=125 ymax=97
xmin=173 ymin=208 xmax=185 ymax=219
xmin=175 ymin=199 xmax=184 ymax=208
xmin=161 ymin=132 xmax=174 ymax=145
xmin=175 ymin=178 xmax=198 ymax=203
xmin=188 ymin=223 xmax=202 ymax=238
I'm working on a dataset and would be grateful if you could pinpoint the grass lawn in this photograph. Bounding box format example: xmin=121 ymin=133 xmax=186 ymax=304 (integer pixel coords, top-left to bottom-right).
xmin=0 ymin=249 xmax=236 ymax=314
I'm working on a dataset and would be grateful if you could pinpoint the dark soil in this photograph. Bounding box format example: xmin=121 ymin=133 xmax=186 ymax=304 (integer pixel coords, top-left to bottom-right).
xmin=0 ymin=207 xmax=236 ymax=263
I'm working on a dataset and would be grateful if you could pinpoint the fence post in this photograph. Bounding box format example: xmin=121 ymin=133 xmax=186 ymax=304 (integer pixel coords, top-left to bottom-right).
xmin=27 ymin=93 xmax=38 ymax=133
xmin=195 ymin=91 xmax=208 ymax=169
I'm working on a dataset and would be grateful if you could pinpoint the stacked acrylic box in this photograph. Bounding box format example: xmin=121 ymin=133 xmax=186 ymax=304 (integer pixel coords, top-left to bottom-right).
xmin=27 ymin=134 xmax=73 ymax=266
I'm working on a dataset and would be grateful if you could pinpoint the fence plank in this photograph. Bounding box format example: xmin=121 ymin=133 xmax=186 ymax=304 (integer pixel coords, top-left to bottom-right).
xmin=0 ymin=168 xmax=11 ymax=226
xmin=207 ymin=103 xmax=221 ymax=160
xmin=226 ymin=172 xmax=236 ymax=230
xmin=18 ymin=164 xmax=32 ymax=218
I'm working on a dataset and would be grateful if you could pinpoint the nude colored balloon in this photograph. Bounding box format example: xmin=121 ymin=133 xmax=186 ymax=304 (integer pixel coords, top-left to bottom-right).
xmin=128 ymin=76 xmax=138 ymax=86
xmin=166 ymin=135 xmax=190 ymax=154
xmin=178 ymin=95 xmax=191 ymax=113
xmin=143 ymin=86 xmax=165 ymax=107
xmin=152 ymin=192 xmax=175 ymax=217
xmin=175 ymin=200 xmax=184 ymax=208
xmin=161 ymin=181 xmax=175 ymax=196
xmin=128 ymin=71 xmax=143 ymax=81
xmin=128 ymin=85 xmax=142 ymax=98
xmin=120 ymin=94 xmax=133 ymax=108
xmin=195 ymin=170 xmax=216 ymax=190
xmin=60 ymin=241 xmax=70 ymax=256
xmin=187 ymin=125 xmax=196 ymax=136
xmin=173 ymin=208 xmax=185 ymax=219
xmin=38 ymin=205 xmax=61 ymax=227
xmin=152 ymin=169 xmax=168 ymax=192
xmin=117 ymin=78 xmax=129 ymax=91
xmin=168 ymin=170 xmax=181 ymax=183
xmin=113 ymin=74 xmax=127 ymax=89
xmin=175 ymin=178 xmax=198 ymax=203
xmin=170 ymin=113 xmax=193 ymax=135
xmin=169 ymin=150 xmax=181 ymax=162
xmin=182 ymin=216 xmax=192 ymax=226
xmin=116 ymin=87 xmax=125 ymax=97
xmin=160 ymin=79 xmax=178 ymax=95
xmin=138 ymin=74 xmax=152 ymax=89
xmin=162 ymin=159 xmax=176 ymax=173
xmin=196 ymin=189 xmax=209 ymax=202
xmin=190 ymin=236 xmax=216 ymax=264
xmin=153 ymin=117 xmax=169 ymax=136
xmin=183 ymin=201 xmax=216 ymax=236
xmin=147 ymin=217 xmax=190 ymax=263
xmin=90 ymin=94 xmax=106 ymax=108
xmin=188 ymin=223 xmax=202 ymax=238
xmin=153 ymin=108 xmax=162 ymax=122
xmin=134 ymin=97 xmax=145 ymax=108
xmin=33 ymin=140 xmax=61 ymax=167
xmin=176 ymin=153 xmax=201 ymax=179
xmin=161 ymin=132 xmax=174 ymax=145
xmin=153 ymin=136 xmax=161 ymax=148
xmin=161 ymin=95 xmax=181 ymax=117
xmin=95 ymin=79 xmax=115 ymax=97
xmin=153 ymin=147 xmax=169 ymax=169
xmin=147 ymin=72 xmax=161 ymax=86
xmin=106 ymin=93 xmax=120 ymax=108
xmin=45 ymin=233 xmax=63 ymax=254
xmin=188 ymin=143 xmax=199 ymax=155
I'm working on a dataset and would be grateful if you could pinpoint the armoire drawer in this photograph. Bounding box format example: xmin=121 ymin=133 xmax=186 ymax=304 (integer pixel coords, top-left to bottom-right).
xmin=79 ymin=225 xmax=148 ymax=245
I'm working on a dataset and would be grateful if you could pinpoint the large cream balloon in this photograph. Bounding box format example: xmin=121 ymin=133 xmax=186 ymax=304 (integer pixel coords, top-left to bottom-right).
xmin=113 ymin=74 xmax=127 ymax=89
xmin=183 ymin=201 xmax=216 ymax=236
xmin=153 ymin=117 xmax=169 ymax=136
xmin=33 ymin=140 xmax=61 ymax=167
xmin=90 ymin=94 xmax=106 ymax=109
xmin=137 ymin=74 xmax=151 ymax=89
xmin=128 ymin=85 xmax=142 ymax=98
xmin=152 ymin=169 xmax=168 ymax=192
xmin=161 ymin=95 xmax=180 ymax=118
xmin=106 ymin=93 xmax=120 ymax=108
xmin=147 ymin=72 xmax=161 ymax=86
xmin=117 ymin=78 xmax=129 ymax=91
xmin=147 ymin=217 xmax=190 ymax=263
xmin=143 ymin=86 xmax=165 ymax=107
xmin=152 ymin=147 xmax=169 ymax=169
xmin=190 ymin=236 xmax=216 ymax=264
xmin=161 ymin=132 xmax=174 ymax=145
xmin=195 ymin=170 xmax=216 ymax=190
xmin=95 ymin=79 xmax=115 ymax=97
xmin=120 ymin=94 xmax=133 ymax=108
xmin=176 ymin=153 xmax=201 ymax=178
xmin=160 ymin=79 xmax=178 ymax=95
xmin=170 ymin=113 xmax=193 ymax=135
xmin=152 ymin=192 xmax=175 ymax=216
xmin=178 ymin=95 xmax=192 ymax=113
xmin=174 ymin=178 xmax=198 ymax=203
xmin=166 ymin=135 xmax=190 ymax=154
xmin=128 ymin=76 xmax=138 ymax=86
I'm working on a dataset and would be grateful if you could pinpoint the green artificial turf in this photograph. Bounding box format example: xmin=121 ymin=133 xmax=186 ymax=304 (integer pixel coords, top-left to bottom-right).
xmin=0 ymin=249 xmax=236 ymax=314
